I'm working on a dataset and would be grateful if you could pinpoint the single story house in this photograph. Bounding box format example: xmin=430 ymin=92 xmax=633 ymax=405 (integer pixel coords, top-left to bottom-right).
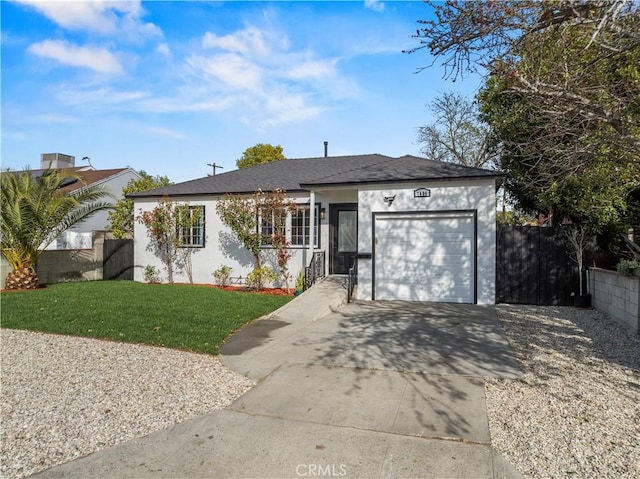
xmin=130 ymin=153 xmax=504 ymax=304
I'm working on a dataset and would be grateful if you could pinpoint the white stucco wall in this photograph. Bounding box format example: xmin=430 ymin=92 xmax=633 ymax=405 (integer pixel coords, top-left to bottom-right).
xmin=133 ymin=194 xmax=324 ymax=286
xmin=64 ymin=169 xmax=141 ymax=244
xmin=356 ymin=179 xmax=497 ymax=304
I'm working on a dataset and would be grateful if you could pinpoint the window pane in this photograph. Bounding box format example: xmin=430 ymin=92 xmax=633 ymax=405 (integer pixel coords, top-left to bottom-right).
xmin=338 ymin=211 xmax=356 ymax=252
xmin=313 ymin=204 xmax=319 ymax=247
xmin=291 ymin=208 xmax=306 ymax=245
xmin=260 ymin=207 xmax=286 ymax=245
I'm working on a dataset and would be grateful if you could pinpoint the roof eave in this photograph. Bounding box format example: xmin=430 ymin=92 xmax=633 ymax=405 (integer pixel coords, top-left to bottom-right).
xmin=129 ymin=188 xmax=309 ymax=200
xmin=300 ymin=173 xmax=506 ymax=189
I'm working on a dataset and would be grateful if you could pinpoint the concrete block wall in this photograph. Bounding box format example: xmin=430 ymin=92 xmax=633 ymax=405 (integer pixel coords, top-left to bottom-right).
xmin=590 ymin=267 xmax=640 ymax=335
xmin=1 ymin=231 xmax=106 ymax=287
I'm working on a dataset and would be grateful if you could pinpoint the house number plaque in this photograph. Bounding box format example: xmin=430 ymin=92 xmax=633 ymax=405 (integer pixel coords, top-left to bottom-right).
xmin=414 ymin=188 xmax=431 ymax=198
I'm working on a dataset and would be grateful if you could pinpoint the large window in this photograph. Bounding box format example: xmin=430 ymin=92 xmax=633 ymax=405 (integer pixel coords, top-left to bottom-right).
xmin=178 ymin=205 xmax=205 ymax=247
xmin=291 ymin=204 xmax=320 ymax=248
xmin=258 ymin=204 xmax=320 ymax=248
xmin=260 ymin=207 xmax=287 ymax=245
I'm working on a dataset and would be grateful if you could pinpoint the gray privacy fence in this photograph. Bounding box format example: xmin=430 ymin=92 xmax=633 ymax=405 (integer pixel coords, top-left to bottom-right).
xmin=103 ymin=238 xmax=134 ymax=280
xmin=496 ymin=225 xmax=585 ymax=306
xmin=0 ymin=231 xmax=133 ymax=286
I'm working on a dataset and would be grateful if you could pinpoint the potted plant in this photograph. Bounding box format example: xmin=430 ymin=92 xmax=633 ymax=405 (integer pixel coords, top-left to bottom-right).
xmin=564 ymin=224 xmax=594 ymax=308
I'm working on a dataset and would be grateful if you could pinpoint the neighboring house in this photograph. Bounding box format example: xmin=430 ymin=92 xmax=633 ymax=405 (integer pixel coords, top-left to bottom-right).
xmin=9 ymin=153 xmax=141 ymax=249
xmin=130 ymin=153 xmax=504 ymax=304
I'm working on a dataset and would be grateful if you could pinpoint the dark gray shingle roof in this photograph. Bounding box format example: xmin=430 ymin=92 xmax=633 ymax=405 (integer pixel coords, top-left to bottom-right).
xmin=130 ymin=154 xmax=503 ymax=198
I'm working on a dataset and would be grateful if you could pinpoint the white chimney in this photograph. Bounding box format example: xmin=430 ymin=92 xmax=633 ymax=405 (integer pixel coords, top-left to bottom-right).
xmin=41 ymin=153 xmax=75 ymax=169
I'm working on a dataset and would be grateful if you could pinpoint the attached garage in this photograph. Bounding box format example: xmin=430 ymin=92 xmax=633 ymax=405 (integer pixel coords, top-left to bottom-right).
xmin=373 ymin=211 xmax=476 ymax=303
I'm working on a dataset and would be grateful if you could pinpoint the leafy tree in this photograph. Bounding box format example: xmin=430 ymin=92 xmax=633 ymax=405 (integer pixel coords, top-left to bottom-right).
xmin=497 ymin=210 xmax=538 ymax=227
xmin=1 ymin=169 xmax=112 ymax=290
xmin=236 ymin=144 xmax=286 ymax=169
xmin=108 ymin=173 xmax=171 ymax=239
xmin=216 ymin=194 xmax=262 ymax=270
xmin=216 ymin=189 xmax=295 ymax=289
xmin=138 ymin=198 xmax=202 ymax=284
xmin=418 ymin=91 xmax=496 ymax=169
xmin=477 ymin=30 xmax=639 ymax=230
xmin=272 ymin=233 xmax=293 ymax=292
xmin=409 ymin=0 xmax=640 ymax=230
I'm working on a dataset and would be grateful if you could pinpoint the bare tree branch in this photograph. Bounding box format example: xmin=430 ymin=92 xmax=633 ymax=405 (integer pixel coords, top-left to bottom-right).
xmin=417 ymin=92 xmax=497 ymax=169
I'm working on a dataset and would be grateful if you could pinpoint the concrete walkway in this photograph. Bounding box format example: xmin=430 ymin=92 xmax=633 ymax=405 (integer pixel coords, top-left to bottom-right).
xmin=37 ymin=277 xmax=523 ymax=478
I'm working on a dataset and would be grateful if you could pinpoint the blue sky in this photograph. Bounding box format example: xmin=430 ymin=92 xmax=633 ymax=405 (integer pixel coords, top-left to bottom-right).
xmin=2 ymin=1 xmax=482 ymax=182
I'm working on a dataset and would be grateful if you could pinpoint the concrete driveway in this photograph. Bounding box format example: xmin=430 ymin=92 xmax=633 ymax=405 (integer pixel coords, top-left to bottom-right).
xmin=37 ymin=278 xmax=523 ymax=478
xmin=222 ymin=299 xmax=522 ymax=380
xmin=222 ymin=291 xmax=521 ymax=448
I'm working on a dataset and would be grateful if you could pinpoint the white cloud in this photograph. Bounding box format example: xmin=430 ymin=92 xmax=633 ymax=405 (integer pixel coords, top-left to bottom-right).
xmin=1 ymin=30 xmax=28 ymax=47
xmin=184 ymin=25 xmax=360 ymax=126
xmin=20 ymin=20 xmax=360 ymax=128
xmin=136 ymin=94 xmax=237 ymax=114
xmin=28 ymin=39 xmax=124 ymax=74
xmin=262 ymin=89 xmax=324 ymax=126
xmin=187 ymin=52 xmax=263 ymax=91
xmin=156 ymin=43 xmax=172 ymax=58
xmin=364 ymin=0 xmax=385 ymax=13
xmin=287 ymin=59 xmax=337 ymax=80
xmin=202 ymin=27 xmax=271 ymax=57
xmin=12 ymin=0 xmax=161 ymax=40
xmin=57 ymin=85 xmax=149 ymax=108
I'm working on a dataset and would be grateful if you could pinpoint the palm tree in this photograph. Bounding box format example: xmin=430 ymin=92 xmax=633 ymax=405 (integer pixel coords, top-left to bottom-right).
xmin=1 ymin=169 xmax=113 ymax=290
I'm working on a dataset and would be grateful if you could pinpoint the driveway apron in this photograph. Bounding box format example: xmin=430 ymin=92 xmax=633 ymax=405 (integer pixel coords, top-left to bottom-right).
xmin=36 ymin=278 xmax=523 ymax=479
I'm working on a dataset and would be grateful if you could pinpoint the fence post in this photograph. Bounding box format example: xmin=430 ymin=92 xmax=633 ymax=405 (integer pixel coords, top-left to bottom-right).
xmin=93 ymin=230 xmax=106 ymax=280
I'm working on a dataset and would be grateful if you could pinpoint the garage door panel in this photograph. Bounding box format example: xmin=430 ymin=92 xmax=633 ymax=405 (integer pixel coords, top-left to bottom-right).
xmin=379 ymin=227 xmax=472 ymax=241
xmin=377 ymin=258 xmax=471 ymax=279
xmin=385 ymin=269 xmax=472 ymax=283
xmin=374 ymin=213 xmax=475 ymax=303
xmin=380 ymin=241 xmax=472 ymax=259
xmin=378 ymin=267 xmax=471 ymax=296
xmin=376 ymin=281 xmax=472 ymax=303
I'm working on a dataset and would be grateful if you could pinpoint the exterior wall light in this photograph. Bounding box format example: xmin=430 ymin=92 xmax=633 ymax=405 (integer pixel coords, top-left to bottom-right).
xmin=383 ymin=195 xmax=396 ymax=206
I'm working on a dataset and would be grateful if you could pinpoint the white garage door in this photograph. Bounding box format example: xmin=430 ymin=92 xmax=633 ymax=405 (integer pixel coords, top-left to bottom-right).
xmin=374 ymin=212 xmax=475 ymax=303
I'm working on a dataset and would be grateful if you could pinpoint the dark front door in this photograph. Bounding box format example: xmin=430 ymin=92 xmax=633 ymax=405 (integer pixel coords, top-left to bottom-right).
xmin=330 ymin=204 xmax=357 ymax=274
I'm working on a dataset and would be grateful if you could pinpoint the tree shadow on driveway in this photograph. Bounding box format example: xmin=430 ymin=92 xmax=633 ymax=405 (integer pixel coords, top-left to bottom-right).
xmin=275 ymin=301 xmax=522 ymax=441
xmin=296 ymin=301 xmax=522 ymax=379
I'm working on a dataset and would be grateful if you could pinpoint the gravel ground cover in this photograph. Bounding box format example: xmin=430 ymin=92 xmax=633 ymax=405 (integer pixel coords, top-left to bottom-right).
xmin=0 ymin=329 xmax=254 ymax=479
xmin=486 ymin=305 xmax=640 ymax=479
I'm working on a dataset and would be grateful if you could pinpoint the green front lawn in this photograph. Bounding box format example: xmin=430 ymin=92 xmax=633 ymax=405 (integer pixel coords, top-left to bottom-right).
xmin=0 ymin=281 xmax=292 ymax=355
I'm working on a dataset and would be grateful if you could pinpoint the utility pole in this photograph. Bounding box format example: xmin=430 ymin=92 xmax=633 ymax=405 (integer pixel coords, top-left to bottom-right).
xmin=207 ymin=163 xmax=224 ymax=176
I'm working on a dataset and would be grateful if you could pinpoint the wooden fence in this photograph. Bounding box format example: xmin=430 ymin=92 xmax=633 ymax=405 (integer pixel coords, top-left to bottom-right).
xmin=496 ymin=225 xmax=585 ymax=306
xmin=103 ymin=239 xmax=134 ymax=280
